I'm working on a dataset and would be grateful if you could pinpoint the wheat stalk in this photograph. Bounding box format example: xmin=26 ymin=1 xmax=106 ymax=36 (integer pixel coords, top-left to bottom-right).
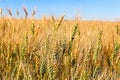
xmin=22 ymin=6 xmax=28 ymax=18
xmin=56 ymin=15 xmax=65 ymax=30
xmin=0 ymin=8 xmax=2 ymax=15
xmin=7 ymin=8 xmax=12 ymax=16
xmin=16 ymin=10 xmax=19 ymax=17
xmin=32 ymin=8 xmax=36 ymax=17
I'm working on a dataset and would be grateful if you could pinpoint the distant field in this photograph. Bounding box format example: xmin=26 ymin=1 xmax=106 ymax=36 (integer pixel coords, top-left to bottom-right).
xmin=0 ymin=16 xmax=120 ymax=80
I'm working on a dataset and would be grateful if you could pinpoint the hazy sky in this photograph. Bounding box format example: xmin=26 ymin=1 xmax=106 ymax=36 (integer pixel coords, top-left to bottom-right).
xmin=0 ymin=0 xmax=120 ymax=20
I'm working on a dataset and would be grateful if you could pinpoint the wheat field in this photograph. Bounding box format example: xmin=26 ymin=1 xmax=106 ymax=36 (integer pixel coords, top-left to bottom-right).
xmin=0 ymin=15 xmax=120 ymax=80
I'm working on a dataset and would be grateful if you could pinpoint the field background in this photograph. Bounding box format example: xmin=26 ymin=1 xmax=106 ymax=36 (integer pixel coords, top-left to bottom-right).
xmin=0 ymin=16 xmax=120 ymax=80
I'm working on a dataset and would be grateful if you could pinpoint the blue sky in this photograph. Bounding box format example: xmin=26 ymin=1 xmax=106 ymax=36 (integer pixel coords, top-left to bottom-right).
xmin=0 ymin=0 xmax=120 ymax=20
